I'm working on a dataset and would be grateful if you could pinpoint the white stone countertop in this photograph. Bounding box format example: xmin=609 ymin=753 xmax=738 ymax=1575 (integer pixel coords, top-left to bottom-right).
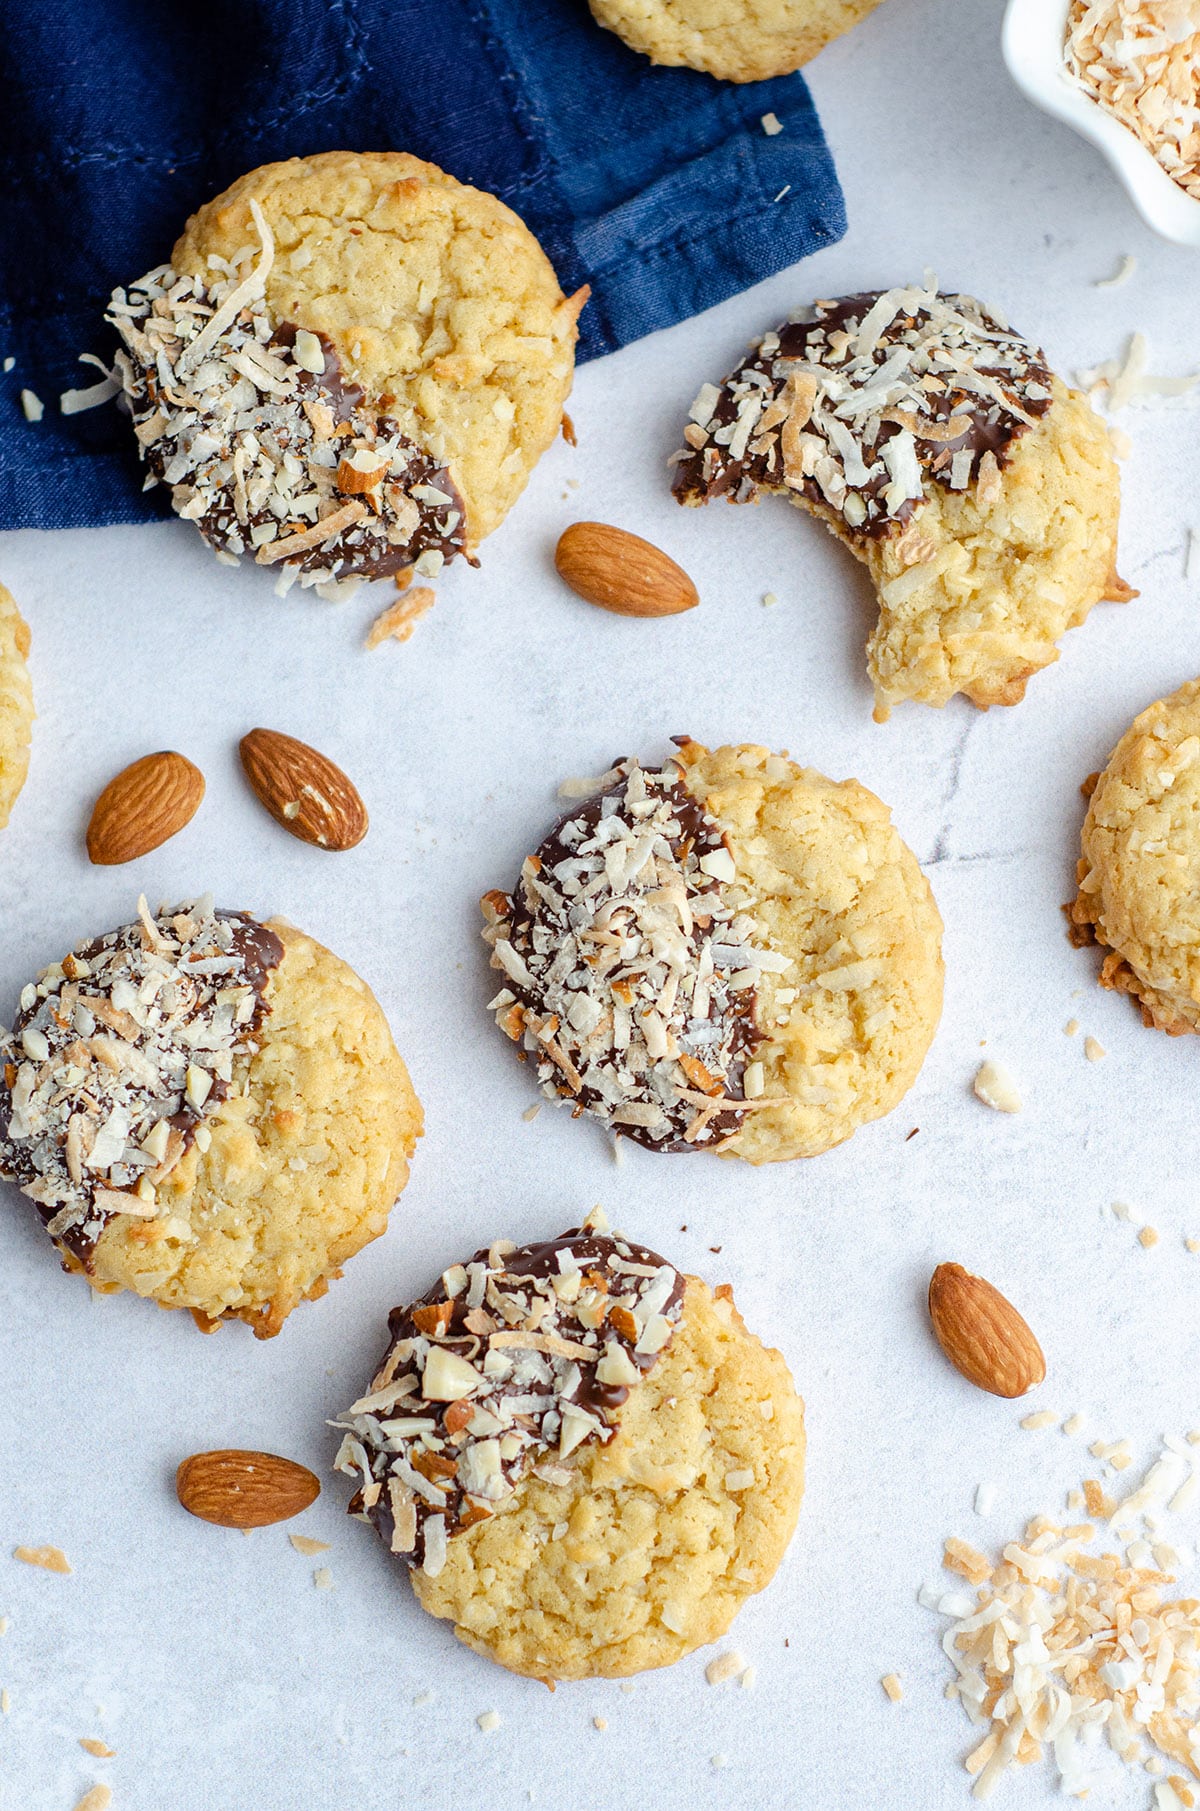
xmin=2 ymin=0 xmax=1199 ymax=1805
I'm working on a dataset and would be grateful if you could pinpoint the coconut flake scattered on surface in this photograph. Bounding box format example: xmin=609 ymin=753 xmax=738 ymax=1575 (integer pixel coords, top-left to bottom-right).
xmin=926 ymin=1436 xmax=1200 ymax=1799
xmin=1078 ymin=331 xmax=1200 ymax=412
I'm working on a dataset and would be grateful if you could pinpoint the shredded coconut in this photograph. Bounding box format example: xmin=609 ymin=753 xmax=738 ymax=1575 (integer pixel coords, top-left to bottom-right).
xmin=1066 ymin=0 xmax=1200 ymax=201
xmin=928 ymin=1437 xmax=1200 ymax=1800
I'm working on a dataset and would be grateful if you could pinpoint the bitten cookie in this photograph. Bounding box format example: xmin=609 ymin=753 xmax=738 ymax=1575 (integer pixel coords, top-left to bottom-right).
xmin=0 ymin=897 xmax=421 ymax=1335
xmin=481 ymin=739 xmax=942 ymax=1161
xmin=673 ymin=283 xmax=1132 ymax=718
xmin=0 ymin=582 xmax=33 ymax=831
xmin=587 ymin=0 xmax=884 ymax=80
xmin=1068 ymin=678 xmax=1200 ymax=1034
xmin=335 ymin=1214 xmax=805 ymax=1679
xmin=107 ymin=152 xmax=586 ymax=595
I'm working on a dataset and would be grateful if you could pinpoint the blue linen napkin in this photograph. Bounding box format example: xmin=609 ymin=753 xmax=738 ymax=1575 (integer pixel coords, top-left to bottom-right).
xmin=0 ymin=0 xmax=845 ymax=532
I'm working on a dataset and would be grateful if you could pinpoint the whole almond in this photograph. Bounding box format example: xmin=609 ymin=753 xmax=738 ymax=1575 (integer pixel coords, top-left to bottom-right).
xmin=928 ymin=1263 xmax=1046 ymax=1399
xmin=239 ymin=728 xmax=367 ymax=851
xmin=555 ymin=522 xmax=698 ymax=618
xmin=176 ymin=1449 xmax=320 ymax=1528
xmin=86 ymin=751 xmax=204 ymax=865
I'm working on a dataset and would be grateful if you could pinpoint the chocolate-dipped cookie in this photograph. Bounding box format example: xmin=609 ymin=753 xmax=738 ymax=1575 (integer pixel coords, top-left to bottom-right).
xmin=335 ymin=1212 xmax=805 ymax=1680
xmin=106 ymin=152 xmax=586 ymax=597
xmin=673 ymin=283 xmax=1132 ymax=718
xmin=481 ymin=739 xmax=943 ymax=1161
xmin=0 ymin=897 xmax=421 ymax=1335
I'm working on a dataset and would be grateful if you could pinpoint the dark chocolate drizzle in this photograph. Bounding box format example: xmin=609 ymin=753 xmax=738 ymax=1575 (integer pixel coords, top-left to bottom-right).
xmin=673 ymin=288 xmax=1054 ymax=540
xmin=486 ymin=757 xmax=763 ymax=1153
xmin=0 ymin=908 xmax=283 ymax=1267
xmin=345 ymin=1226 xmax=686 ymax=1569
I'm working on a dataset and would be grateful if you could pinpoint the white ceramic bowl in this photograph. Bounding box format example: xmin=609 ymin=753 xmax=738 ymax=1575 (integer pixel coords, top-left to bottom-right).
xmin=1002 ymin=0 xmax=1200 ymax=248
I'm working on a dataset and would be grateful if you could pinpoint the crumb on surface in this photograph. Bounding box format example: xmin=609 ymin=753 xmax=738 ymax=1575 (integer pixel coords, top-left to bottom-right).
xmin=477 ymin=1710 xmax=501 ymax=1734
xmin=1084 ymin=1035 xmax=1106 ymax=1061
xmin=13 ymin=1545 xmax=70 ymax=1574
xmin=881 ymin=1672 xmax=903 ymax=1702
xmin=289 ymin=1535 xmax=330 ymax=1556
xmin=973 ymin=1059 xmax=1021 ymax=1113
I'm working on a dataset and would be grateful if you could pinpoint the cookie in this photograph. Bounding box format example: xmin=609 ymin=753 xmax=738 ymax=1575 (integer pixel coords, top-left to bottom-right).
xmin=107 ymin=152 xmax=586 ymax=596
xmin=587 ymin=0 xmax=884 ymax=81
xmin=673 ymin=283 xmax=1132 ymax=718
xmin=1068 ymin=678 xmax=1200 ymax=1034
xmin=481 ymin=738 xmax=942 ymax=1161
xmin=0 ymin=897 xmax=421 ymax=1335
xmin=335 ymin=1214 xmax=805 ymax=1679
xmin=0 ymin=582 xmax=33 ymax=831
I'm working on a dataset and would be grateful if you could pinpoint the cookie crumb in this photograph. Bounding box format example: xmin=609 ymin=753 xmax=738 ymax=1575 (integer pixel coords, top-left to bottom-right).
xmin=365 ymin=585 xmax=436 ymax=650
xmin=1064 ymin=1018 xmax=1080 ymax=1036
xmin=19 ymin=388 xmax=43 ymax=423
xmin=13 ymin=1545 xmax=70 ymax=1573
xmin=73 ymin=1791 xmax=111 ymax=1811
xmin=1063 ymin=1412 xmax=1087 ymax=1437
xmin=705 ymin=1649 xmax=746 ymax=1686
xmin=1186 ymin=1237 xmax=1200 ymax=1254
xmin=711 ymin=1755 xmax=729 ymax=1770
xmin=521 ymin=1103 xmax=542 ymax=1123
xmin=1020 ymin=1410 xmax=1058 ymax=1431
xmin=288 ymin=1535 xmax=330 ymax=1556
xmin=313 ymin=1567 xmax=333 ymax=1590
xmin=1139 ymin=1225 xmax=1160 ymax=1248
xmin=1 ymin=1689 xmax=9 ymax=1714
xmin=1084 ymin=1035 xmax=1106 ymax=1061
xmin=761 ymin=112 xmax=783 ymax=135
xmin=973 ymin=1059 xmax=1021 ymax=1113
xmin=880 ymin=1672 xmax=903 ymax=1702
xmin=593 ymin=1716 xmax=608 ymax=1731
xmin=761 ymin=590 xmax=778 ymax=606
xmin=2 ymin=356 xmax=13 ymax=372
xmin=974 ymin=1482 xmax=997 ymax=1516
xmin=79 ymin=1740 xmax=115 ymax=1758
xmin=477 ymin=1710 xmax=501 ymax=1734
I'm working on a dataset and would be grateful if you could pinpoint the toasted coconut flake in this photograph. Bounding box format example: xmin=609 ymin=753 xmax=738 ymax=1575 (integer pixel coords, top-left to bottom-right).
xmin=928 ymin=1437 xmax=1200 ymax=1800
xmin=1066 ymin=3 xmax=1200 ymax=202
xmin=336 ymin=1222 xmax=684 ymax=1572
xmin=365 ymin=586 xmax=436 ymax=649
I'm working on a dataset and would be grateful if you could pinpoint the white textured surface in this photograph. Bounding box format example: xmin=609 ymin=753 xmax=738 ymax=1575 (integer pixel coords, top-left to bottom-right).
xmin=2 ymin=1 xmax=1200 ymax=1806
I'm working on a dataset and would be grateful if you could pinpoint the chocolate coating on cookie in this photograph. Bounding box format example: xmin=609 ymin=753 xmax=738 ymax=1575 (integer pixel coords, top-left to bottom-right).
xmin=0 ymin=898 xmax=282 ymax=1264
xmin=107 ymin=206 xmax=468 ymax=591
xmin=672 ymin=285 xmax=1054 ymax=539
xmin=481 ymin=753 xmax=792 ymax=1151
xmin=335 ymin=1222 xmax=685 ymax=1575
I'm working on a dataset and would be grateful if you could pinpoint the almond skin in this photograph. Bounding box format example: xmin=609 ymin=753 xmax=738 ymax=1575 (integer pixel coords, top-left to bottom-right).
xmin=928 ymin=1263 xmax=1046 ymax=1399
xmin=239 ymin=728 xmax=367 ymax=851
xmin=176 ymin=1450 xmax=320 ymax=1528
xmin=555 ymin=522 xmax=698 ymax=618
xmin=86 ymin=751 xmax=204 ymax=866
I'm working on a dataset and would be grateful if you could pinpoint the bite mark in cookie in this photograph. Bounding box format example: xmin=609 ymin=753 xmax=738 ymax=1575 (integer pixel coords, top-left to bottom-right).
xmin=481 ymin=753 xmax=792 ymax=1151
xmin=672 ymin=283 xmax=1131 ymax=717
xmin=672 ymin=286 xmax=1054 ymax=540
xmin=0 ymin=896 xmax=282 ymax=1264
xmin=334 ymin=1222 xmax=685 ymax=1577
xmin=107 ymin=204 xmax=468 ymax=595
